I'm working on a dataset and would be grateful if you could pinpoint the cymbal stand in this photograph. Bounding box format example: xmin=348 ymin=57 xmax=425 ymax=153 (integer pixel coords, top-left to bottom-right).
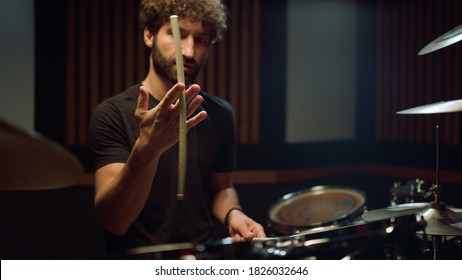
xmin=423 ymin=124 xmax=444 ymax=260
xmin=424 ymin=125 xmax=444 ymax=206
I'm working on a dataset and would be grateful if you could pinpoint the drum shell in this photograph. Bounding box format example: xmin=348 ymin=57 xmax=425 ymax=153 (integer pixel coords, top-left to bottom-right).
xmin=268 ymin=186 xmax=367 ymax=234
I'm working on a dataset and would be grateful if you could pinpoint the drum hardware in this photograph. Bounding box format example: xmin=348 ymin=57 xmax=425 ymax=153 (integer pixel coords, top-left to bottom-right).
xmin=419 ymin=209 xmax=462 ymax=260
xmin=0 ymin=119 xmax=84 ymax=190
xmin=196 ymin=237 xmax=266 ymax=260
xmin=437 ymin=236 xmax=462 ymax=260
xmin=418 ymin=24 xmax=462 ymax=55
xmin=418 ymin=228 xmax=460 ymax=260
xmin=362 ymin=203 xmax=462 ymax=258
xmin=390 ymin=179 xmax=426 ymax=205
xmin=396 ymin=100 xmax=462 ymax=258
xmin=362 ymin=203 xmax=462 ymax=236
xmin=123 ymin=215 xmax=429 ymax=260
xmin=417 ymin=203 xmax=462 ymax=236
xmin=252 ymin=236 xmax=304 ymax=258
xmin=256 ymin=215 xmax=425 ymax=260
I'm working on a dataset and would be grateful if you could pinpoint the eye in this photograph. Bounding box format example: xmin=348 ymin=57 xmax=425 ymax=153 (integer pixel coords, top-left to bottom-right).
xmin=195 ymin=35 xmax=210 ymax=45
xmin=180 ymin=31 xmax=189 ymax=39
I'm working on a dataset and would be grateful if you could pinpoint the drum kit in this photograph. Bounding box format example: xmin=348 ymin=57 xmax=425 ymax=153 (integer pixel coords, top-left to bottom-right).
xmin=247 ymin=24 xmax=462 ymax=260
xmin=125 ymin=23 xmax=462 ymax=260
xmin=255 ymin=23 xmax=462 ymax=260
xmin=2 ymin=23 xmax=462 ymax=260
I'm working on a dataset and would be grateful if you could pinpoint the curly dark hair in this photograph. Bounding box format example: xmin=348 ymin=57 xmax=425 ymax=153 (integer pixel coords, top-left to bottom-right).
xmin=139 ymin=0 xmax=228 ymax=43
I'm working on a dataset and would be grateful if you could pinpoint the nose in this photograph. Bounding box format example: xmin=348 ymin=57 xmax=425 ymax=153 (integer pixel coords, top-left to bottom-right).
xmin=181 ymin=35 xmax=195 ymax=59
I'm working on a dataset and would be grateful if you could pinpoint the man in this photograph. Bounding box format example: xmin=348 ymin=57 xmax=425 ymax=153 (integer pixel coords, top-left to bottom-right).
xmin=88 ymin=0 xmax=266 ymax=255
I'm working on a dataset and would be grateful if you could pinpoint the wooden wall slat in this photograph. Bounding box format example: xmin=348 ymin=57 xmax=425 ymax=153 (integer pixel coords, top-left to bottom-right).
xmin=101 ymin=0 xmax=112 ymax=101
xmin=206 ymin=43 xmax=217 ymax=96
xmin=90 ymin=0 xmax=100 ymax=123
xmin=250 ymin=0 xmax=261 ymax=144
xmin=77 ymin=0 xmax=89 ymax=145
xmin=217 ymin=36 xmax=228 ymax=102
xmin=66 ymin=0 xmax=77 ymax=145
xmin=229 ymin=0 xmax=240 ymax=135
xmin=124 ymin=0 xmax=135 ymax=89
xmin=453 ymin=0 xmax=462 ymax=146
xmin=112 ymin=1 xmax=123 ymax=96
xmin=416 ymin=1 xmax=425 ymax=143
xmin=239 ymin=0 xmax=250 ymax=143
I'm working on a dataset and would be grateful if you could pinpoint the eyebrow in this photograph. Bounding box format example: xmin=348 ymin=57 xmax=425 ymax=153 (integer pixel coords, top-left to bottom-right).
xmin=176 ymin=27 xmax=210 ymax=37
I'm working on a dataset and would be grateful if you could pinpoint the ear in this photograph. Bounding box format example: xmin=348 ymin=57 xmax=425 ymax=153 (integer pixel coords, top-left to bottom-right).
xmin=144 ymin=27 xmax=154 ymax=48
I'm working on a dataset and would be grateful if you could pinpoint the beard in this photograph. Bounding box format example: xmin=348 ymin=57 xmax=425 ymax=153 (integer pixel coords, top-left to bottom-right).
xmin=151 ymin=41 xmax=207 ymax=85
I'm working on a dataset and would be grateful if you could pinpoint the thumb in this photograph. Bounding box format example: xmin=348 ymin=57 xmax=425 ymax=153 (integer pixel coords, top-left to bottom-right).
xmin=136 ymin=86 xmax=150 ymax=113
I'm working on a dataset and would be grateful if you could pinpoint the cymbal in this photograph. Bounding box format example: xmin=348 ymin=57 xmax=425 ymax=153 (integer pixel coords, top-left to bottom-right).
xmin=419 ymin=24 xmax=462 ymax=55
xmin=362 ymin=203 xmax=462 ymax=236
xmin=396 ymin=99 xmax=462 ymax=114
xmin=417 ymin=207 xmax=462 ymax=236
xmin=0 ymin=119 xmax=84 ymax=190
xmin=362 ymin=203 xmax=430 ymax=222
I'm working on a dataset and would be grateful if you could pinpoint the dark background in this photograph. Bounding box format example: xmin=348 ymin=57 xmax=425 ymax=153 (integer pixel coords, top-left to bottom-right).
xmin=1 ymin=0 xmax=461 ymax=259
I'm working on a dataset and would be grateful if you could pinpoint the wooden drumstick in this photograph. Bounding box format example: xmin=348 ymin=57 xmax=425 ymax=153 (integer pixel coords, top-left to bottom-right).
xmin=170 ymin=15 xmax=187 ymax=201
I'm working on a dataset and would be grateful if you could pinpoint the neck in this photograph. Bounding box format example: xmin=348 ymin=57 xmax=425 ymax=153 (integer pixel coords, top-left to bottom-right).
xmin=141 ymin=65 xmax=175 ymax=101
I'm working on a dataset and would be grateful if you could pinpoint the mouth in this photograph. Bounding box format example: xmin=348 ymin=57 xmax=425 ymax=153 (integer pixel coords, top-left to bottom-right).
xmin=182 ymin=62 xmax=197 ymax=72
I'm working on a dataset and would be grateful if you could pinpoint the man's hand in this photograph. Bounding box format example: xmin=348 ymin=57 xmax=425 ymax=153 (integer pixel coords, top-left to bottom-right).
xmin=227 ymin=209 xmax=266 ymax=242
xmin=135 ymin=83 xmax=207 ymax=154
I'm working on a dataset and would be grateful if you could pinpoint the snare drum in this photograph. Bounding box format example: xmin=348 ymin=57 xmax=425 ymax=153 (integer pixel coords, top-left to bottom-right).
xmin=268 ymin=186 xmax=367 ymax=234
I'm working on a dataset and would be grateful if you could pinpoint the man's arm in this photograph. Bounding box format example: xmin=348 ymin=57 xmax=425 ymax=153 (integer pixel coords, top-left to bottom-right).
xmin=211 ymin=172 xmax=266 ymax=241
xmin=94 ymin=146 xmax=161 ymax=235
xmin=94 ymin=84 xmax=207 ymax=235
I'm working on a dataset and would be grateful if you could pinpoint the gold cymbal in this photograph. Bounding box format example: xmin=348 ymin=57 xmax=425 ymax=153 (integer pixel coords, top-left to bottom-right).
xmin=362 ymin=203 xmax=462 ymax=236
xmin=419 ymin=24 xmax=462 ymax=55
xmin=417 ymin=206 xmax=462 ymax=236
xmin=396 ymin=99 xmax=462 ymax=114
xmin=0 ymin=119 xmax=84 ymax=190
xmin=362 ymin=203 xmax=430 ymax=222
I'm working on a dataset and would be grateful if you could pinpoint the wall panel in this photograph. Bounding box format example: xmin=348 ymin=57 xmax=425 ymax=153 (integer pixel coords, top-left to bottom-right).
xmin=375 ymin=0 xmax=462 ymax=146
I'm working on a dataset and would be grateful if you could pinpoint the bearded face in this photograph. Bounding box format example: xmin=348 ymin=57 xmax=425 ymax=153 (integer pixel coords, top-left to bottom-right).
xmin=151 ymin=36 xmax=208 ymax=85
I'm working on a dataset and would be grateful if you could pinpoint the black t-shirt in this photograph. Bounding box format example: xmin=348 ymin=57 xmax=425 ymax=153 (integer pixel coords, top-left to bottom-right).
xmin=88 ymin=83 xmax=236 ymax=254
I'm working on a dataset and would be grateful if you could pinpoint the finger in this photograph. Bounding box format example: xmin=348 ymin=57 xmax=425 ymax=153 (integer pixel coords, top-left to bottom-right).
xmin=242 ymin=230 xmax=257 ymax=240
xmin=252 ymin=225 xmax=267 ymax=238
xmin=185 ymin=84 xmax=201 ymax=104
xmin=135 ymin=86 xmax=150 ymax=117
xmin=186 ymin=94 xmax=204 ymax=117
xmin=232 ymin=233 xmax=245 ymax=243
xmin=159 ymin=83 xmax=185 ymax=109
xmin=186 ymin=111 xmax=207 ymax=130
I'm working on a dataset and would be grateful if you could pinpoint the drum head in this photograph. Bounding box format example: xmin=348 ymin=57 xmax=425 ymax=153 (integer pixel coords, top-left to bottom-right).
xmin=269 ymin=186 xmax=366 ymax=233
